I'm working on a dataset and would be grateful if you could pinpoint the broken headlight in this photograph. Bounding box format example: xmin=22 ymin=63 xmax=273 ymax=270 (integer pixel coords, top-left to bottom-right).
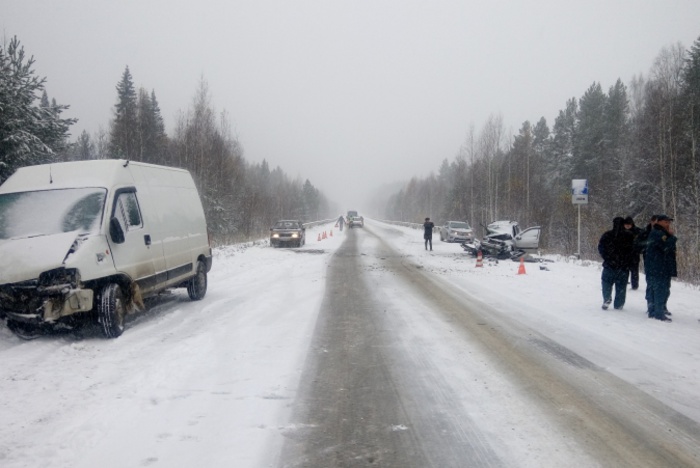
xmin=37 ymin=267 xmax=80 ymax=294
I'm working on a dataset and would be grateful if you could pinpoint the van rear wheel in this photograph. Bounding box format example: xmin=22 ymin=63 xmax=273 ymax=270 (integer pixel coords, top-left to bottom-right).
xmin=98 ymin=283 xmax=126 ymax=338
xmin=187 ymin=260 xmax=207 ymax=300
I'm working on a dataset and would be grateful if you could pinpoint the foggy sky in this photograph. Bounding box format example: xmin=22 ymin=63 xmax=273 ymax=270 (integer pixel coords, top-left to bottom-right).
xmin=3 ymin=0 xmax=700 ymax=213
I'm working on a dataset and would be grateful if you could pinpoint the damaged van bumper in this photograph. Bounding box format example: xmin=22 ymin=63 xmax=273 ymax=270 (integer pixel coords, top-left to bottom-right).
xmin=0 ymin=268 xmax=94 ymax=324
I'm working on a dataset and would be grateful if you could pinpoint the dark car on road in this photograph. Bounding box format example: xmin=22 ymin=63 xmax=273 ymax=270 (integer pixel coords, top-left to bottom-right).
xmin=347 ymin=210 xmax=364 ymax=228
xmin=270 ymin=220 xmax=306 ymax=248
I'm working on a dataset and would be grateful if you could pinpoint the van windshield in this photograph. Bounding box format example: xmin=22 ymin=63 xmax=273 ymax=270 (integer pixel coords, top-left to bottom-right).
xmin=0 ymin=188 xmax=107 ymax=240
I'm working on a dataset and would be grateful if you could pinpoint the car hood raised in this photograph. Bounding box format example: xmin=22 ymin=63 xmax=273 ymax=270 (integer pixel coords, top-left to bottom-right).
xmin=0 ymin=231 xmax=78 ymax=284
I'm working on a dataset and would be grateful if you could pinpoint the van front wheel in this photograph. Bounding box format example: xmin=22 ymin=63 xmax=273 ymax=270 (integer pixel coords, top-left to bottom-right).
xmin=187 ymin=260 xmax=207 ymax=301
xmin=98 ymin=283 xmax=126 ymax=338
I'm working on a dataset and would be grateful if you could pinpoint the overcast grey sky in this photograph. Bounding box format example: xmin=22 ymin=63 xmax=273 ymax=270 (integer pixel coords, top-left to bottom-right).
xmin=3 ymin=0 xmax=700 ymax=212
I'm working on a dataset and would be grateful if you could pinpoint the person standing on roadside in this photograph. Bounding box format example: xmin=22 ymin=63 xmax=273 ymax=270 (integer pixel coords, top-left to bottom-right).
xmin=624 ymin=216 xmax=643 ymax=290
xmin=337 ymin=215 xmax=345 ymax=232
xmin=423 ymin=217 xmax=435 ymax=251
xmin=636 ymin=215 xmax=659 ymax=313
xmin=598 ymin=217 xmax=635 ymax=310
xmin=636 ymin=215 xmax=658 ymax=256
xmin=645 ymin=214 xmax=677 ymax=322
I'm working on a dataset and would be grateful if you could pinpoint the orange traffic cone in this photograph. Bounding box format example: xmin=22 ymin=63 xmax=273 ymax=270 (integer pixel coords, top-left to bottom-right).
xmin=322 ymin=231 xmax=327 ymax=239
xmin=317 ymin=232 xmax=322 ymax=241
xmin=329 ymin=230 xmax=333 ymax=237
xmin=517 ymin=257 xmax=526 ymax=275
xmin=475 ymin=250 xmax=484 ymax=267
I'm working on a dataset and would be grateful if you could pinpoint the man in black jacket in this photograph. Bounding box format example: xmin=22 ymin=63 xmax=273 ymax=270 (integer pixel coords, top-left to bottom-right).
xmin=598 ymin=217 xmax=635 ymax=310
xmin=623 ymin=216 xmax=643 ymax=290
xmin=645 ymin=215 xmax=677 ymax=322
xmin=636 ymin=215 xmax=662 ymax=313
xmin=423 ymin=217 xmax=435 ymax=251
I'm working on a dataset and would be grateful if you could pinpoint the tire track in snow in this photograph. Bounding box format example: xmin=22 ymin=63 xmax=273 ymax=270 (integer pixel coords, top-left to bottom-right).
xmin=279 ymin=227 xmax=503 ymax=467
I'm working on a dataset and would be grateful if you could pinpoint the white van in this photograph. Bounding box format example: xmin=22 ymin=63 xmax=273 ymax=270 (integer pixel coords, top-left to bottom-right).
xmin=0 ymin=160 xmax=213 ymax=338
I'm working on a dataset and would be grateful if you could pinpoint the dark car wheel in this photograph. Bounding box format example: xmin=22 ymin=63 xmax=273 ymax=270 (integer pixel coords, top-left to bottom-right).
xmin=7 ymin=320 xmax=43 ymax=340
xmin=187 ymin=260 xmax=208 ymax=300
xmin=98 ymin=283 xmax=126 ymax=339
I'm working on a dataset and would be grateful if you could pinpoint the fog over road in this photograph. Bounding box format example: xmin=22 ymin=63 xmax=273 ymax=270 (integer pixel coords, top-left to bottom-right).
xmin=280 ymin=225 xmax=700 ymax=468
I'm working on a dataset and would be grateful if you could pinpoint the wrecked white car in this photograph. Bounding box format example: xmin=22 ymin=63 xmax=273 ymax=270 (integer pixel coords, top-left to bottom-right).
xmin=461 ymin=220 xmax=541 ymax=259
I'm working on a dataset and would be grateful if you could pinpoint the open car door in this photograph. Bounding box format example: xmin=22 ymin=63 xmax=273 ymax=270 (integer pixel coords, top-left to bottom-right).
xmin=514 ymin=226 xmax=541 ymax=251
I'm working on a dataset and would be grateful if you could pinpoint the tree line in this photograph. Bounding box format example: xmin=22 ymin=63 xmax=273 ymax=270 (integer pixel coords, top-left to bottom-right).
xmin=385 ymin=36 xmax=700 ymax=283
xmin=4 ymin=32 xmax=700 ymax=275
xmin=0 ymin=37 xmax=333 ymax=245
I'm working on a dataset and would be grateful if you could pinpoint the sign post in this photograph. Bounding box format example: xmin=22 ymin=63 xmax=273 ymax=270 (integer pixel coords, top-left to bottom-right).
xmin=571 ymin=179 xmax=588 ymax=259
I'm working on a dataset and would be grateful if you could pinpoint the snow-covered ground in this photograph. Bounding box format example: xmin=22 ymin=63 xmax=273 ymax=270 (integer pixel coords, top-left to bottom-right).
xmin=1 ymin=219 xmax=699 ymax=467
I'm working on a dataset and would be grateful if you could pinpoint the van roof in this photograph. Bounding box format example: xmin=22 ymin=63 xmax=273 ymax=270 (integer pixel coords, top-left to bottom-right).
xmin=0 ymin=160 xmax=190 ymax=194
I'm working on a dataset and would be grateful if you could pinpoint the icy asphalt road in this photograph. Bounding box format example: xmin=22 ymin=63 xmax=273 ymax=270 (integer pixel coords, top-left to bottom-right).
xmin=1 ymin=220 xmax=700 ymax=467
xmin=279 ymin=224 xmax=700 ymax=468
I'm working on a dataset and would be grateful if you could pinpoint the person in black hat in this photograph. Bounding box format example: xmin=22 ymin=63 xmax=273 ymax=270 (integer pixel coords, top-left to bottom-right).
xmin=644 ymin=214 xmax=677 ymax=322
xmin=598 ymin=217 xmax=635 ymax=310
xmin=623 ymin=216 xmax=643 ymax=290
xmin=423 ymin=217 xmax=435 ymax=251
xmin=636 ymin=214 xmax=659 ymax=255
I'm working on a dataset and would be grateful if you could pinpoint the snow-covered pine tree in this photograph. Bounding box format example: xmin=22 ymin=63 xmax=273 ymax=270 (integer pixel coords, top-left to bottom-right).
xmin=149 ymin=90 xmax=169 ymax=165
xmin=75 ymin=130 xmax=95 ymax=161
xmin=0 ymin=36 xmax=76 ymax=184
xmin=109 ymin=66 xmax=138 ymax=160
xmin=136 ymin=87 xmax=156 ymax=164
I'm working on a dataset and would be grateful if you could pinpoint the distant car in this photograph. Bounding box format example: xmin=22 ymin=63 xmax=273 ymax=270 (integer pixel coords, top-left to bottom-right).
xmin=347 ymin=210 xmax=364 ymax=228
xmin=270 ymin=220 xmax=306 ymax=248
xmin=439 ymin=220 xmax=475 ymax=243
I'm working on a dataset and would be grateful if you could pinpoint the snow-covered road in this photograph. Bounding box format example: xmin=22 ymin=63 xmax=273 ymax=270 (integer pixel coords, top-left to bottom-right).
xmin=1 ymin=220 xmax=700 ymax=467
xmin=0 ymin=231 xmax=331 ymax=467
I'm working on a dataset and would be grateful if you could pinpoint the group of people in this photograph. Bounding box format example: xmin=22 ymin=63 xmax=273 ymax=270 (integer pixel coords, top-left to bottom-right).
xmin=598 ymin=214 xmax=677 ymax=322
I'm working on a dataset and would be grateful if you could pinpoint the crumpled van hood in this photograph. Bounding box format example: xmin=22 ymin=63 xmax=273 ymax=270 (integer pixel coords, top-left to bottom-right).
xmin=0 ymin=231 xmax=78 ymax=284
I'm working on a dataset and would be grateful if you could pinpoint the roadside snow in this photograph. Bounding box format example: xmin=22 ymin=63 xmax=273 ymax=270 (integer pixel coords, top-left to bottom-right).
xmin=384 ymin=220 xmax=700 ymax=424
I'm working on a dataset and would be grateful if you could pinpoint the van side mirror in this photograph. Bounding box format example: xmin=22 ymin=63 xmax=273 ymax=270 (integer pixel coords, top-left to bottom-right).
xmin=109 ymin=217 xmax=125 ymax=244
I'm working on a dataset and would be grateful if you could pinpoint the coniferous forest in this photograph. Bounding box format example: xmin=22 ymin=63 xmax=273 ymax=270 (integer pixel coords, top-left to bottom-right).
xmin=2 ymin=34 xmax=700 ymax=281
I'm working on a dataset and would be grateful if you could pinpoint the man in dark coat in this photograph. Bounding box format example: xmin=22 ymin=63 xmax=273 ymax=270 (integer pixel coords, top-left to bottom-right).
xmin=644 ymin=214 xmax=677 ymax=322
xmin=623 ymin=216 xmax=643 ymax=290
xmin=636 ymin=215 xmax=659 ymax=308
xmin=423 ymin=217 xmax=435 ymax=251
xmin=598 ymin=217 xmax=635 ymax=310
